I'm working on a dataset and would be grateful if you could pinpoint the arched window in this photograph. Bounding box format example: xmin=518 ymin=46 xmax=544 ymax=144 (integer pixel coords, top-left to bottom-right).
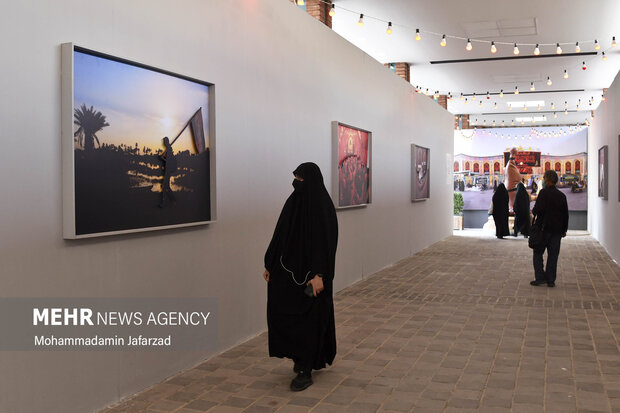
xmin=465 ymin=161 xmax=470 ymax=171
xmin=484 ymin=163 xmax=490 ymax=174
xmin=555 ymin=162 xmax=561 ymax=172
xmin=575 ymin=160 xmax=581 ymax=173
xmin=494 ymin=162 xmax=500 ymax=172
xmin=545 ymin=161 xmax=551 ymax=171
xmin=454 ymin=161 xmax=459 ymax=172
xmin=565 ymin=161 xmax=571 ymax=173
xmin=473 ymin=163 xmax=480 ymax=173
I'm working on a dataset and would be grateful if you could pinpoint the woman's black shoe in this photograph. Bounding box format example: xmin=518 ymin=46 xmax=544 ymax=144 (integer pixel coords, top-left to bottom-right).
xmin=293 ymin=362 xmax=302 ymax=373
xmin=290 ymin=372 xmax=312 ymax=391
xmin=530 ymin=280 xmax=546 ymax=286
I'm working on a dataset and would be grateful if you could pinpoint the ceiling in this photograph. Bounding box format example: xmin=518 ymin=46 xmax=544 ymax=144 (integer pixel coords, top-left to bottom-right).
xmin=328 ymin=0 xmax=620 ymax=127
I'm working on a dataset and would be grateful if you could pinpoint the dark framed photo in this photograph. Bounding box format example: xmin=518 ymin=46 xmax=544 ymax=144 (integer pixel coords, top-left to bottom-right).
xmin=598 ymin=145 xmax=608 ymax=200
xmin=62 ymin=43 xmax=216 ymax=238
xmin=332 ymin=121 xmax=372 ymax=208
xmin=411 ymin=144 xmax=430 ymax=201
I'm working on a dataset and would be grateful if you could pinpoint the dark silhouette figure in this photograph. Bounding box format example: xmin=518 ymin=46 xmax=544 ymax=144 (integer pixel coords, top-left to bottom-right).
xmin=158 ymin=137 xmax=178 ymax=208
xmin=492 ymin=183 xmax=510 ymax=239
xmin=264 ymin=163 xmax=338 ymax=392
xmin=513 ymin=182 xmax=531 ymax=237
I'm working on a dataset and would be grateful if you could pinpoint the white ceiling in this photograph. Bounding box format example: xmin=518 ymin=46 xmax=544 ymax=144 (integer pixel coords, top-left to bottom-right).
xmin=328 ymin=0 xmax=620 ymax=126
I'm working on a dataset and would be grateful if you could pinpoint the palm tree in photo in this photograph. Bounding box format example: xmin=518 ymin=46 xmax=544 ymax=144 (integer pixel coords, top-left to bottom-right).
xmin=74 ymin=104 xmax=109 ymax=151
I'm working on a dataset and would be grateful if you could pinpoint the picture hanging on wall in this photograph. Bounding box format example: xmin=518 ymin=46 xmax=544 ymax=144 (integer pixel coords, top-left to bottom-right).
xmin=411 ymin=144 xmax=430 ymax=201
xmin=332 ymin=121 xmax=372 ymax=208
xmin=598 ymin=145 xmax=608 ymax=200
xmin=61 ymin=43 xmax=216 ymax=238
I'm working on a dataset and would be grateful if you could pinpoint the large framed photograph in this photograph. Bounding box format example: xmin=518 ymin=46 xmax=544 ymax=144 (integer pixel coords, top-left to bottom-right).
xmin=411 ymin=144 xmax=430 ymax=201
xmin=598 ymin=145 xmax=608 ymax=200
xmin=62 ymin=44 xmax=216 ymax=238
xmin=332 ymin=122 xmax=372 ymax=208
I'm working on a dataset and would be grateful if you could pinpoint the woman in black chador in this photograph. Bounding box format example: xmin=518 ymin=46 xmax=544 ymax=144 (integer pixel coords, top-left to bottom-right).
xmin=263 ymin=162 xmax=338 ymax=392
xmin=513 ymin=182 xmax=531 ymax=237
xmin=492 ymin=183 xmax=510 ymax=239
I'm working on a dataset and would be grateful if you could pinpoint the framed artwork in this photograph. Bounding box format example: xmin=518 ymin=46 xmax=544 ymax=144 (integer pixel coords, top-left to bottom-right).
xmin=332 ymin=122 xmax=372 ymax=208
xmin=411 ymin=144 xmax=430 ymax=201
xmin=61 ymin=43 xmax=216 ymax=238
xmin=598 ymin=145 xmax=608 ymax=200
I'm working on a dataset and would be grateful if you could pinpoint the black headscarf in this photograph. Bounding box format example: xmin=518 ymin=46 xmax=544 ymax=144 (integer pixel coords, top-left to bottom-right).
xmin=513 ymin=182 xmax=531 ymax=236
xmin=492 ymin=183 xmax=510 ymax=237
xmin=265 ymin=163 xmax=338 ymax=282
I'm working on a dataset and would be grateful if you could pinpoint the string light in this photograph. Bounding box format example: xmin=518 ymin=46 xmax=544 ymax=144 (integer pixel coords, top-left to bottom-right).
xmin=492 ymin=120 xmax=496 ymax=127
xmin=556 ymin=43 xmax=562 ymax=54
xmin=296 ymin=0 xmax=304 ymax=5
xmin=602 ymin=52 xmax=607 ymax=61
xmin=513 ymin=43 xmax=520 ymax=55
xmin=466 ymin=39 xmax=472 ymax=51
xmin=386 ymin=22 xmax=392 ymax=34
xmin=594 ymin=39 xmax=600 ymax=50
xmin=491 ymin=41 xmax=497 ymax=54
xmin=511 ymin=120 xmax=515 ymax=126
xmin=546 ymin=76 xmax=552 ymax=86
xmin=530 ymin=82 xmax=536 ymax=91
xmin=460 ymin=93 xmax=464 ymax=100
xmin=329 ymin=4 xmax=335 ymax=17
xmin=564 ymin=101 xmax=568 ymax=109
xmin=509 ymin=105 xmax=513 ymax=111
xmin=440 ymin=34 xmax=447 ymax=47
xmin=464 ymin=98 xmax=468 ymax=105
xmin=551 ymin=103 xmax=555 ymax=110
xmin=494 ymin=102 xmax=498 ymax=110
xmin=514 ymin=86 xmax=519 ymax=95
xmin=501 ymin=120 xmax=505 ymax=126
xmin=534 ymin=44 xmax=540 ymax=55
xmin=486 ymin=91 xmax=490 ymax=99
xmin=563 ymin=69 xmax=569 ymax=79
xmin=479 ymin=100 xmax=483 ymax=107
xmin=523 ymin=105 xmax=527 ymax=111
xmin=415 ymin=28 xmax=420 ymax=41
xmin=582 ymin=61 xmax=587 ymax=70
xmin=554 ymin=112 xmax=558 ymax=118
xmin=537 ymin=104 xmax=541 ymax=110
xmin=472 ymin=92 xmax=476 ymax=101
xmin=575 ymin=42 xmax=581 ymax=53
xmin=358 ymin=14 xmax=364 ymax=26
xmin=499 ymin=89 xmax=504 ymax=98
xmin=613 ymin=36 xmax=617 ymax=47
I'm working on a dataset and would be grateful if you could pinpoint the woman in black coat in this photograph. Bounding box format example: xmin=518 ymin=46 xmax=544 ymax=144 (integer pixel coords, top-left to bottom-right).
xmin=513 ymin=182 xmax=531 ymax=237
xmin=492 ymin=183 xmax=510 ymax=239
xmin=263 ymin=162 xmax=338 ymax=392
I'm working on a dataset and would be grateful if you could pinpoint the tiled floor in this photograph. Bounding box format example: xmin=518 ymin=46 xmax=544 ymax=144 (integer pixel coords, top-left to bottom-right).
xmin=101 ymin=231 xmax=620 ymax=413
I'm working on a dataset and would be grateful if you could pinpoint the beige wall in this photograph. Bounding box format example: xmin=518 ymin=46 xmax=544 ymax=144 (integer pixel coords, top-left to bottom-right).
xmin=0 ymin=1 xmax=453 ymax=412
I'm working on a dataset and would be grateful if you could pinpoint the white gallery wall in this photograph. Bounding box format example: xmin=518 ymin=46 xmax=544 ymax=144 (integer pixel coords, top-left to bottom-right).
xmin=589 ymin=71 xmax=620 ymax=263
xmin=0 ymin=1 xmax=453 ymax=412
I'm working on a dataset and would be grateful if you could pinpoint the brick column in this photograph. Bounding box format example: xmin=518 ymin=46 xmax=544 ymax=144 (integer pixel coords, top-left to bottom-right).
xmin=454 ymin=115 xmax=470 ymax=130
xmin=291 ymin=0 xmax=333 ymax=28
xmin=384 ymin=62 xmax=410 ymax=82
xmin=436 ymin=95 xmax=448 ymax=110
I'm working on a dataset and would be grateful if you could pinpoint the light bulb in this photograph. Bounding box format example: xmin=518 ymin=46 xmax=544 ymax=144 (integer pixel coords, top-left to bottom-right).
xmin=483 ymin=119 xmax=487 ymax=125
xmin=415 ymin=29 xmax=420 ymax=41
xmin=466 ymin=39 xmax=472 ymax=51
xmin=358 ymin=14 xmax=364 ymax=26
xmin=547 ymin=76 xmax=552 ymax=86
xmin=594 ymin=39 xmax=600 ymax=50
xmin=554 ymin=112 xmax=558 ymax=118
xmin=509 ymin=106 xmax=513 ymax=111
xmin=582 ymin=61 xmax=587 ymax=70
xmin=513 ymin=43 xmax=519 ymax=55
xmin=386 ymin=22 xmax=392 ymax=35
xmin=575 ymin=42 xmax=581 ymax=53
xmin=479 ymin=101 xmax=483 ymax=107
xmin=511 ymin=120 xmax=515 ymax=126
xmin=523 ymin=105 xmax=527 ymax=111
xmin=491 ymin=41 xmax=497 ymax=54
xmin=534 ymin=44 xmax=540 ymax=55
xmin=492 ymin=120 xmax=496 ymax=126
xmin=494 ymin=102 xmax=497 ymax=110
xmin=551 ymin=103 xmax=555 ymax=110
xmin=613 ymin=36 xmax=617 ymax=47
xmin=297 ymin=0 xmax=304 ymax=5
xmin=556 ymin=43 xmax=562 ymax=54
xmin=530 ymin=82 xmax=535 ymax=91
xmin=564 ymin=101 xmax=568 ymax=109
xmin=329 ymin=4 xmax=335 ymax=17
xmin=514 ymin=86 xmax=519 ymax=95
xmin=501 ymin=120 xmax=505 ymax=126
xmin=440 ymin=35 xmax=446 ymax=47
xmin=486 ymin=92 xmax=490 ymax=99
xmin=472 ymin=93 xmax=476 ymax=101
xmin=537 ymin=104 xmax=541 ymax=110
xmin=499 ymin=89 xmax=504 ymax=98
xmin=602 ymin=95 xmax=606 ymax=102
xmin=602 ymin=52 xmax=607 ymax=61
xmin=464 ymin=98 xmax=468 ymax=105
xmin=563 ymin=69 xmax=568 ymax=79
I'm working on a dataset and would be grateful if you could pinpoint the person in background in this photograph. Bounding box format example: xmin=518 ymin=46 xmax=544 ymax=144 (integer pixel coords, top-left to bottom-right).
xmin=504 ymin=147 xmax=522 ymax=213
xmin=491 ymin=183 xmax=510 ymax=239
xmin=513 ymin=182 xmax=531 ymax=237
xmin=263 ymin=162 xmax=338 ymax=391
xmin=530 ymin=170 xmax=569 ymax=287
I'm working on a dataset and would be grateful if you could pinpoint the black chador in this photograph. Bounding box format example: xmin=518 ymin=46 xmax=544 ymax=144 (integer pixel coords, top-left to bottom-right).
xmin=492 ymin=183 xmax=510 ymax=239
xmin=513 ymin=182 xmax=531 ymax=237
xmin=264 ymin=163 xmax=338 ymax=387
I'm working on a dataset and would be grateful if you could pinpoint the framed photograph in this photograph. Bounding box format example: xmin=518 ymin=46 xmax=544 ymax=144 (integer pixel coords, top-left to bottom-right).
xmin=411 ymin=144 xmax=430 ymax=201
xmin=332 ymin=122 xmax=372 ymax=208
xmin=62 ymin=43 xmax=216 ymax=238
xmin=598 ymin=145 xmax=608 ymax=200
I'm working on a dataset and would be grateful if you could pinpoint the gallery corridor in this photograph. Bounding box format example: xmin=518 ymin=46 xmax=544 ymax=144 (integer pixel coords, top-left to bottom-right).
xmin=101 ymin=231 xmax=620 ymax=413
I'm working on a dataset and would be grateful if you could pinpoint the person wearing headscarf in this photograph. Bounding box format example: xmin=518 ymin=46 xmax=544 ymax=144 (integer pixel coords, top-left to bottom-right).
xmin=492 ymin=183 xmax=510 ymax=239
xmin=513 ymin=182 xmax=531 ymax=237
xmin=263 ymin=162 xmax=338 ymax=391
xmin=504 ymin=147 xmax=522 ymax=212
